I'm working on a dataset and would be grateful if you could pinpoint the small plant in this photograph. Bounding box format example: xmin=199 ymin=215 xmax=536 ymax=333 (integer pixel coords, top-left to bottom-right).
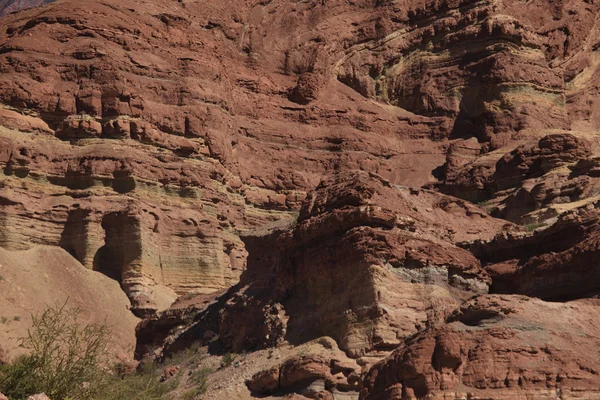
xmin=181 ymin=389 xmax=197 ymax=400
xmin=296 ymin=347 xmax=308 ymax=357
xmin=181 ymin=367 xmax=212 ymax=400
xmin=12 ymin=316 xmax=20 ymax=322
xmin=0 ymin=303 xmax=214 ymax=400
xmin=221 ymin=353 xmax=235 ymax=367
xmin=1 ymin=317 xmax=7 ymax=324
xmin=525 ymin=222 xmax=548 ymax=232
xmin=97 ymin=365 xmax=176 ymax=400
xmin=164 ymin=341 xmax=202 ymax=368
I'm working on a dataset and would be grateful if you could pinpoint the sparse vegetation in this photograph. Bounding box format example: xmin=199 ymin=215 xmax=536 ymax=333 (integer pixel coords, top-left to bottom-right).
xmin=1 ymin=317 xmax=7 ymax=324
xmin=180 ymin=367 xmax=211 ymax=400
xmin=525 ymin=222 xmax=548 ymax=232
xmin=0 ymin=346 xmax=6 ymax=366
xmin=97 ymin=363 xmax=179 ymax=400
xmin=296 ymin=347 xmax=308 ymax=357
xmin=221 ymin=352 xmax=235 ymax=367
xmin=0 ymin=302 xmax=213 ymax=400
xmin=0 ymin=302 xmax=111 ymax=400
xmin=12 ymin=316 xmax=20 ymax=322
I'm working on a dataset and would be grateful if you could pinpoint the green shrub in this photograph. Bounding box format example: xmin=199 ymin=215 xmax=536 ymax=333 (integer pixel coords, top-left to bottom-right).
xmin=0 ymin=355 xmax=41 ymax=399
xmin=0 ymin=302 xmax=111 ymax=400
xmin=0 ymin=302 xmax=212 ymax=400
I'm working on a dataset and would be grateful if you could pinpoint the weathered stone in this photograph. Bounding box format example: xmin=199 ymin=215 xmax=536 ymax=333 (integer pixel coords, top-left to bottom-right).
xmin=152 ymin=171 xmax=506 ymax=361
xmin=361 ymin=295 xmax=600 ymax=399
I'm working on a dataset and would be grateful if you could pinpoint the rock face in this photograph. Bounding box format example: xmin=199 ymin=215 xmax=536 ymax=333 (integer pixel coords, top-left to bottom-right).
xmin=134 ymin=291 xmax=222 ymax=359
xmin=2 ymin=0 xmax=600 ymax=314
xmin=0 ymin=0 xmax=52 ymax=16
xmin=246 ymin=339 xmax=362 ymax=398
xmin=437 ymin=133 xmax=600 ymax=223
xmin=0 ymin=129 xmax=253 ymax=316
xmin=360 ymin=295 xmax=600 ymax=400
xmin=472 ymin=202 xmax=600 ymax=301
xmin=138 ymin=171 xmax=507 ymax=362
xmin=0 ymin=0 xmax=449 ymax=316
xmin=215 ymin=172 xmax=505 ymax=359
xmin=3 ymin=0 xmax=600 ymax=398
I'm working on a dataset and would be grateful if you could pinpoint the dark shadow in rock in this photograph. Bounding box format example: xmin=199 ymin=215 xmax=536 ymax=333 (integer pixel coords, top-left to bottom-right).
xmin=112 ymin=176 xmax=136 ymax=193
xmin=93 ymin=245 xmax=122 ymax=282
xmin=59 ymin=208 xmax=91 ymax=265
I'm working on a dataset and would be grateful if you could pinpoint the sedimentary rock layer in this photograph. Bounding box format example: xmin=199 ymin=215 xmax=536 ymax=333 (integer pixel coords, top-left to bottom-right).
xmin=360 ymin=295 xmax=600 ymax=400
xmin=3 ymin=0 xmax=600 ymax=397
xmin=139 ymin=172 xmax=507 ymax=362
xmin=0 ymin=0 xmax=52 ymax=16
xmin=3 ymin=0 xmax=600 ymax=314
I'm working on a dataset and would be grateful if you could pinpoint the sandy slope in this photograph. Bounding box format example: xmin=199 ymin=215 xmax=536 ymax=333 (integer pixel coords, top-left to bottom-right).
xmin=0 ymin=245 xmax=138 ymax=361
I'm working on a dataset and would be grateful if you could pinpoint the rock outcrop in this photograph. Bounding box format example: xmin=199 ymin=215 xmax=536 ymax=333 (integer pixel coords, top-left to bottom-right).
xmin=26 ymin=394 xmax=51 ymax=400
xmin=0 ymin=129 xmax=253 ymax=316
xmin=0 ymin=0 xmax=52 ymax=16
xmin=470 ymin=202 xmax=600 ymax=301
xmin=2 ymin=0 xmax=600 ymax=315
xmin=3 ymin=0 xmax=600 ymax=398
xmin=360 ymin=295 xmax=600 ymax=400
xmin=437 ymin=133 xmax=600 ymax=223
xmin=246 ymin=338 xmax=362 ymax=399
xmin=0 ymin=0 xmax=450 ymax=316
xmin=138 ymin=171 xmax=508 ymax=362
xmin=214 ymin=172 xmax=505 ymax=359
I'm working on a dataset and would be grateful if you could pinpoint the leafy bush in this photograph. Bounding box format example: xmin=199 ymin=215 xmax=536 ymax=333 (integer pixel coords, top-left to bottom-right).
xmin=0 ymin=302 xmax=111 ymax=400
xmin=0 ymin=302 xmax=213 ymax=400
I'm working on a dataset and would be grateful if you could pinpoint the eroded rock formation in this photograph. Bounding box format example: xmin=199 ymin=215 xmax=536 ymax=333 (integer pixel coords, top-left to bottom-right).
xmin=0 ymin=0 xmax=52 ymax=16
xmin=2 ymin=0 xmax=600 ymax=398
xmin=215 ymin=172 xmax=506 ymax=359
xmin=0 ymin=131 xmax=254 ymax=316
xmin=137 ymin=172 xmax=508 ymax=363
xmin=360 ymin=295 xmax=600 ymax=399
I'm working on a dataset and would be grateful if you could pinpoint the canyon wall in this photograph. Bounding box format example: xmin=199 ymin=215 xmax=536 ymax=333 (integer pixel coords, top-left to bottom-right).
xmin=2 ymin=0 xmax=600 ymax=398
